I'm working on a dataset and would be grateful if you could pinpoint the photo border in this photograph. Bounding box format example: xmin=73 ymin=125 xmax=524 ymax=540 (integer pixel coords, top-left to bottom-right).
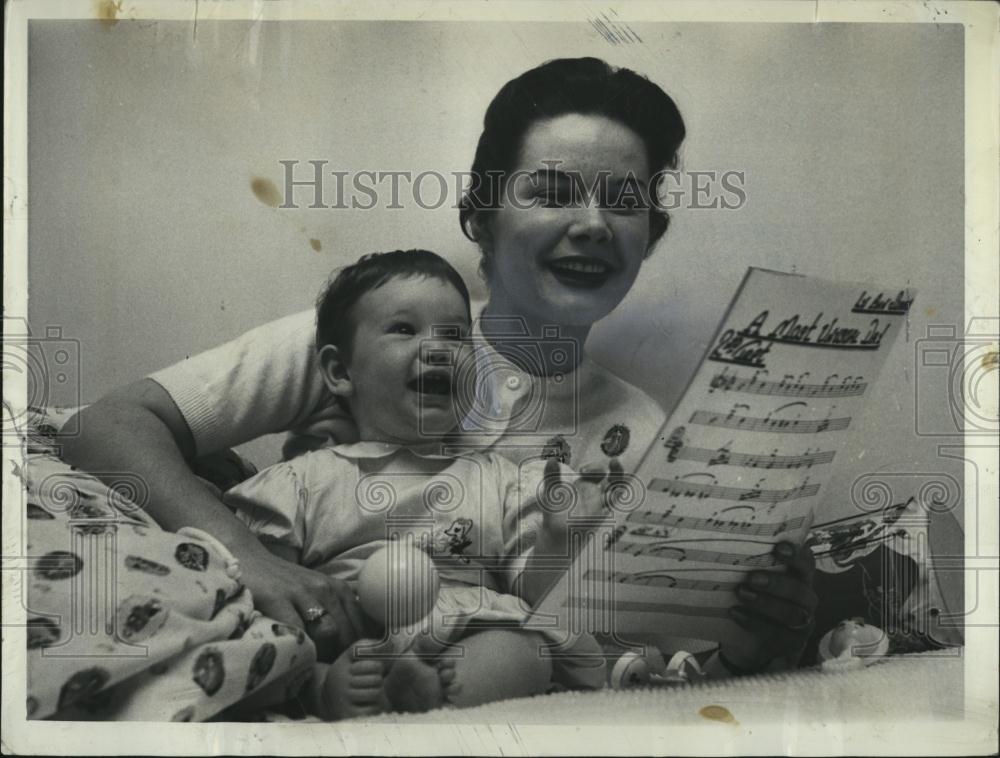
xmin=3 ymin=1 xmax=997 ymax=755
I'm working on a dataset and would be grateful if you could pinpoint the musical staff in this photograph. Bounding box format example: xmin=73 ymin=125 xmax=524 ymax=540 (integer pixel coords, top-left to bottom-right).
xmin=707 ymin=368 xmax=867 ymax=398
xmin=648 ymin=477 xmax=819 ymax=503
xmin=614 ymin=540 xmax=780 ymax=568
xmin=664 ymin=436 xmax=835 ymax=470
xmin=584 ymin=569 xmax=739 ymax=593
xmin=626 ymin=508 xmax=808 ymax=538
xmin=689 ymin=408 xmax=850 ymax=434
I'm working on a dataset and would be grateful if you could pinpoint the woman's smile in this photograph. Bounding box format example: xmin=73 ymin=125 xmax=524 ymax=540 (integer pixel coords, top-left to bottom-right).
xmin=545 ymin=255 xmax=619 ymax=289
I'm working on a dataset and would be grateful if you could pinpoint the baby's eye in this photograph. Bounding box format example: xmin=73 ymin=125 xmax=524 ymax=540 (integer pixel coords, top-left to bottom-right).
xmin=428 ymin=325 xmax=467 ymax=344
xmin=388 ymin=321 xmax=416 ymax=336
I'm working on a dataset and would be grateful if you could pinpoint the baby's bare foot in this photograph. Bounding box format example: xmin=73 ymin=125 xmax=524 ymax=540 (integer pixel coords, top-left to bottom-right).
xmin=437 ymin=656 xmax=461 ymax=704
xmin=317 ymin=640 xmax=390 ymax=720
xmin=383 ymin=633 xmax=453 ymax=713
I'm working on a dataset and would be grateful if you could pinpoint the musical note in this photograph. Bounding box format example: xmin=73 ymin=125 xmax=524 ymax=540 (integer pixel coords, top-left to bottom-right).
xmin=708 ymin=442 xmax=732 ymax=466
xmin=662 ymin=426 xmax=686 ymax=462
xmin=689 ymin=408 xmax=850 ymax=434
xmin=737 ymin=479 xmax=765 ymax=501
xmin=626 ymin=509 xmax=806 ymax=537
xmin=705 ymin=368 xmax=867 ymax=398
xmin=613 ymin=540 xmax=780 ymax=568
xmin=648 ymin=477 xmax=820 ymax=503
xmin=629 ymin=524 xmax=673 ymax=539
xmin=667 ymin=442 xmax=836 ymax=470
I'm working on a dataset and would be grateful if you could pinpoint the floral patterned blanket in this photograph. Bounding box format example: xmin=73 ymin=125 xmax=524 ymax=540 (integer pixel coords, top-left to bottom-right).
xmin=18 ymin=409 xmax=315 ymax=721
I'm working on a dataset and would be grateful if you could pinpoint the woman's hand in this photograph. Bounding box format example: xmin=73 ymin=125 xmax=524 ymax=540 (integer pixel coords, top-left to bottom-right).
xmin=238 ymin=543 xmax=367 ymax=663
xmin=720 ymin=541 xmax=818 ymax=674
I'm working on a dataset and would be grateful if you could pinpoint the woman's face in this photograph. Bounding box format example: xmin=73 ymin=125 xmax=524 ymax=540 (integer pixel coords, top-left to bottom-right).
xmin=480 ymin=113 xmax=652 ymax=328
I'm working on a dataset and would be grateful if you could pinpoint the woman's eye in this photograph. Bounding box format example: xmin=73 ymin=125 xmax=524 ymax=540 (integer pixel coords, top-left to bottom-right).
xmin=603 ymin=200 xmax=641 ymax=215
xmin=389 ymin=322 xmax=416 ymax=335
xmin=538 ymin=186 xmax=576 ymax=208
xmin=603 ymin=186 xmax=649 ymax=214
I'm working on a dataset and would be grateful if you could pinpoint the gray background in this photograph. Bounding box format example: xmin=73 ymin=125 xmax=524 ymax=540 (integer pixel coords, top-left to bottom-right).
xmin=27 ymin=21 xmax=965 ymax=608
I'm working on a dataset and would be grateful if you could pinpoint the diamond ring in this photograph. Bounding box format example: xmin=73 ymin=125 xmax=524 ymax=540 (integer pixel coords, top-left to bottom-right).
xmin=303 ymin=606 xmax=328 ymax=623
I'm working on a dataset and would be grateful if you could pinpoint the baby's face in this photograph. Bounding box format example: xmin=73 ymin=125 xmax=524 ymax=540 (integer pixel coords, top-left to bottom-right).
xmin=343 ymin=275 xmax=472 ymax=445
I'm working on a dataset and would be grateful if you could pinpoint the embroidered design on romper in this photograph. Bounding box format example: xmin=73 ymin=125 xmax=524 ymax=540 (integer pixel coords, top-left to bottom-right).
xmin=443 ymin=518 xmax=473 ymax=562
xmin=600 ymin=424 xmax=631 ymax=457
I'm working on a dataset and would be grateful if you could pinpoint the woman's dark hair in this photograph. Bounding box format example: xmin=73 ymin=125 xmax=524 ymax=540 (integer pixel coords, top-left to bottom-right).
xmin=315 ymin=249 xmax=471 ymax=358
xmin=460 ymin=57 xmax=686 ymax=267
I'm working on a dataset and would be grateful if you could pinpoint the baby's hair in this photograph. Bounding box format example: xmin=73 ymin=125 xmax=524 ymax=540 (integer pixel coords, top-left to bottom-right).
xmin=315 ymin=249 xmax=471 ymax=359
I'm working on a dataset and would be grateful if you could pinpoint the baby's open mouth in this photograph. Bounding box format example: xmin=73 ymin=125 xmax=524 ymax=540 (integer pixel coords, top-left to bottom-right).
xmin=408 ymin=369 xmax=453 ymax=397
xmin=547 ymin=257 xmax=615 ymax=288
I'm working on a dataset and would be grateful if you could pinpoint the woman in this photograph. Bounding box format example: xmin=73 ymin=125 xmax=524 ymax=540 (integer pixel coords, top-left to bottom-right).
xmin=62 ymin=57 xmax=815 ymax=679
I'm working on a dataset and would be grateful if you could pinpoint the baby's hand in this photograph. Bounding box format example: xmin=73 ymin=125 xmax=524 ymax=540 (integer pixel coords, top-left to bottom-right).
xmin=515 ymin=458 xmax=626 ymax=607
xmin=536 ymin=458 xmax=622 ymax=552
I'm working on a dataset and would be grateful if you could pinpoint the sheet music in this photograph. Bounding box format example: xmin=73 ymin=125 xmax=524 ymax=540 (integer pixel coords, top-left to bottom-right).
xmin=528 ymin=268 xmax=915 ymax=651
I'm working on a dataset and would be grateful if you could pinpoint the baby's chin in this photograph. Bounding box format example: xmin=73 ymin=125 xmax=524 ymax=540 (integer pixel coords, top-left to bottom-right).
xmin=396 ymin=430 xmax=459 ymax=456
xmin=395 ymin=419 xmax=460 ymax=448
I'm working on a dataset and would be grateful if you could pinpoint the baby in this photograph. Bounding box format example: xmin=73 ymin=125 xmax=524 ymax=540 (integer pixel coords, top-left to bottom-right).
xmin=223 ymin=250 xmax=612 ymax=719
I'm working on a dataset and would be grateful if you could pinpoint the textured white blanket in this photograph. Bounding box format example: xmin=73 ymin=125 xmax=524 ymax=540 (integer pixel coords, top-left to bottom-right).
xmin=306 ymin=650 xmax=962 ymax=725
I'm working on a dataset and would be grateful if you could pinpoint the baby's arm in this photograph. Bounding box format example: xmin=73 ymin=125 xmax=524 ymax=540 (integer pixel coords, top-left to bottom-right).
xmin=508 ymin=458 xmax=620 ymax=607
xmin=224 ymin=462 xmax=361 ymax=659
xmin=223 ymin=463 xmax=307 ymax=559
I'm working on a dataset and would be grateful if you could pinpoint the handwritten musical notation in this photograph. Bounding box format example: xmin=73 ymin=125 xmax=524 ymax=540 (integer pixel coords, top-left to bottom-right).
xmin=648 ymin=476 xmax=819 ymax=503
xmin=614 ymin=540 xmax=781 ymax=567
xmin=662 ymin=429 xmax=836 ymax=470
xmin=688 ymin=407 xmax=850 ymax=434
xmin=707 ymin=367 xmax=867 ymax=398
xmin=530 ymin=269 xmax=913 ymax=649
xmin=626 ymin=508 xmax=808 ymax=538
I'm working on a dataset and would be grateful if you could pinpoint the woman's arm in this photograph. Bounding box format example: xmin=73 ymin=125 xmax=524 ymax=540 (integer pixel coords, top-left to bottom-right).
xmin=64 ymin=378 xmax=250 ymax=535
xmin=61 ymin=378 xmax=364 ymax=657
